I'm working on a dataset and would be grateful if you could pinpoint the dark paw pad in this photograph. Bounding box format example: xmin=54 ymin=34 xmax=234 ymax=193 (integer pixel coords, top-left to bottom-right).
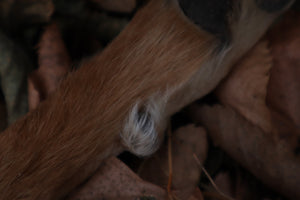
xmin=178 ymin=0 xmax=233 ymax=44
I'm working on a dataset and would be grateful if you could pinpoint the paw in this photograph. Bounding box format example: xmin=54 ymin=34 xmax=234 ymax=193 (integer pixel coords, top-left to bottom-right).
xmin=177 ymin=0 xmax=294 ymax=47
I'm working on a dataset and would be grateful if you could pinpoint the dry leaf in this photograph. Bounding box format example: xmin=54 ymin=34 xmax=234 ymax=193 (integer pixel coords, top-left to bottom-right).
xmin=90 ymin=0 xmax=136 ymax=13
xmin=188 ymin=104 xmax=300 ymax=199
xmin=213 ymin=172 xmax=234 ymax=198
xmin=191 ymin=16 xmax=300 ymax=199
xmin=234 ymin=171 xmax=260 ymax=200
xmin=188 ymin=188 xmax=204 ymax=200
xmin=267 ymin=11 xmax=300 ymax=130
xmin=28 ymin=23 xmax=71 ymax=110
xmin=216 ymin=41 xmax=273 ymax=133
xmin=211 ymin=170 xmax=260 ymax=200
xmin=138 ymin=124 xmax=208 ymax=200
xmin=68 ymin=157 xmax=167 ymax=200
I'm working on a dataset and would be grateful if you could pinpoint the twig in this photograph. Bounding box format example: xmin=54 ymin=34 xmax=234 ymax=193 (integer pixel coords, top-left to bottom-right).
xmin=167 ymin=122 xmax=173 ymax=200
xmin=193 ymin=154 xmax=235 ymax=200
xmin=203 ymin=191 xmax=234 ymax=200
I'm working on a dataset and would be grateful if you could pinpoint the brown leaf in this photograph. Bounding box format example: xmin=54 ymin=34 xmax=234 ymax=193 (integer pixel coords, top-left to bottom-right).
xmin=234 ymin=170 xmax=260 ymax=200
xmin=213 ymin=172 xmax=234 ymax=198
xmin=267 ymin=11 xmax=300 ymax=131
xmin=28 ymin=23 xmax=71 ymax=111
xmin=68 ymin=157 xmax=167 ymax=200
xmin=90 ymin=0 xmax=136 ymax=13
xmin=211 ymin=170 xmax=260 ymax=200
xmin=216 ymin=41 xmax=273 ymax=133
xmin=27 ymin=79 xmax=41 ymax=112
xmin=187 ymin=15 xmax=300 ymax=198
xmin=188 ymin=104 xmax=300 ymax=199
xmin=188 ymin=188 xmax=204 ymax=200
xmin=138 ymin=124 xmax=208 ymax=200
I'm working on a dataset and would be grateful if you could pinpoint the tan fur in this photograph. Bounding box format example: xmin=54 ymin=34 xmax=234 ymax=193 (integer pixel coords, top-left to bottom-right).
xmin=0 ymin=0 xmax=292 ymax=199
xmin=166 ymin=0 xmax=290 ymax=115
xmin=0 ymin=1 xmax=214 ymax=199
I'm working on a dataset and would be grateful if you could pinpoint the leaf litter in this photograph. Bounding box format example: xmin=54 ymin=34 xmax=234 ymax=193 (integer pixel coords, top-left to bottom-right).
xmin=0 ymin=1 xmax=299 ymax=200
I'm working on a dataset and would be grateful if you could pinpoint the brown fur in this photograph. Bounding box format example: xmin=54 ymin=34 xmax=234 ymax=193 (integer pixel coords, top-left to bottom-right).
xmin=0 ymin=1 xmax=214 ymax=199
xmin=0 ymin=0 xmax=292 ymax=199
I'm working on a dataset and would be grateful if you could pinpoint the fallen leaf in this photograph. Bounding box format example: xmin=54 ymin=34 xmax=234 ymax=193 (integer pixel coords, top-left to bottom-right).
xmin=138 ymin=124 xmax=208 ymax=200
xmin=55 ymin=0 xmax=128 ymax=60
xmin=28 ymin=23 xmax=71 ymax=110
xmin=68 ymin=157 xmax=167 ymax=200
xmin=188 ymin=188 xmax=204 ymax=200
xmin=234 ymin=170 xmax=260 ymax=200
xmin=212 ymin=172 xmax=234 ymax=198
xmin=0 ymin=31 xmax=30 ymax=124
xmin=189 ymin=14 xmax=300 ymax=199
xmin=90 ymin=0 xmax=136 ymax=13
xmin=211 ymin=170 xmax=260 ymax=200
xmin=216 ymin=41 xmax=273 ymax=133
xmin=267 ymin=11 xmax=300 ymax=131
xmin=188 ymin=104 xmax=300 ymax=199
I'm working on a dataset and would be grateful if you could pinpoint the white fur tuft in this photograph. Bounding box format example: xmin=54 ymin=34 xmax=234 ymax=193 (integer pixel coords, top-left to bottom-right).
xmin=120 ymin=98 xmax=167 ymax=156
